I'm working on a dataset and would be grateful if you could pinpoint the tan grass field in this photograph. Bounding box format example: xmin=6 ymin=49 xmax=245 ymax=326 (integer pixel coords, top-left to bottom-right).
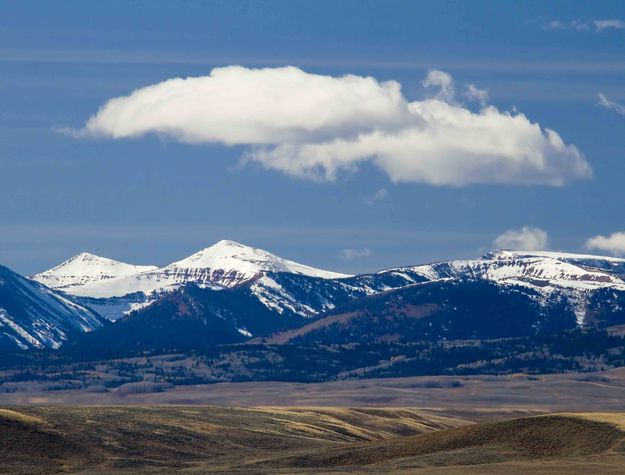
xmin=3 ymin=365 xmax=625 ymax=473
xmin=2 ymin=405 xmax=625 ymax=474
xmin=4 ymin=367 xmax=625 ymax=418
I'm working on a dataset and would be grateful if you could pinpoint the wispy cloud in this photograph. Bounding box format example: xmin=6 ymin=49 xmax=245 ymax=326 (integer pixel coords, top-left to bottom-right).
xmin=365 ymin=188 xmax=389 ymax=205
xmin=544 ymin=19 xmax=589 ymax=31
xmin=544 ymin=18 xmax=625 ymax=32
xmin=339 ymin=248 xmax=374 ymax=261
xmin=464 ymin=84 xmax=489 ymax=106
xmin=422 ymin=70 xmax=454 ymax=102
xmin=594 ymin=19 xmax=625 ymax=31
xmin=493 ymin=227 xmax=548 ymax=251
xmin=598 ymin=93 xmax=625 ymax=116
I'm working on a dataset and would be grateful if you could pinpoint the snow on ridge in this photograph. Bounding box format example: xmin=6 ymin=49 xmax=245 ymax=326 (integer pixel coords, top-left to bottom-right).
xmin=387 ymin=252 xmax=625 ymax=327
xmin=486 ymin=249 xmax=625 ymax=263
xmin=39 ymin=242 xmax=625 ymax=302
xmin=27 ymin=243 xmax=625 ymax=328
xmin=166 ymin=240 xmax=349 ymax=280
xmin=396 ymin=253 xmax=625 ymax=292
xmin=45 ymin=240 xmax=350 ymax=299
xmin=0 ymin=265 xmax=104 ymax=349
xmin=32 ymin=252 xmax=157 ymax=291
xmin=0 ymin=309 xmax=44 ymax=349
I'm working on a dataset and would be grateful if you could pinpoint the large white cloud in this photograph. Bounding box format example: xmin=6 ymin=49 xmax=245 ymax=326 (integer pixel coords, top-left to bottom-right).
xmin=586 ymin=232 xmax=625 ymax=256
xmin=84 ymin=66 xmax=409 ymax=144
xmin=493 ymin=227 xmax=549 ymax=251
xmin=80 ymin=65 xmax=591 ymax=186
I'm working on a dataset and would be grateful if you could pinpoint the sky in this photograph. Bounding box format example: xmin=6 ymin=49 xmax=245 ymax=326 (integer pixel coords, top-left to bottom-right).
xmin=1 ymin=0 xmax=625 ymax=275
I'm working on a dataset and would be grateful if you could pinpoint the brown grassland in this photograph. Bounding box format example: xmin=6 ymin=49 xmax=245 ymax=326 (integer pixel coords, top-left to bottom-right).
xmin=2 ymin=405 xmax=625 ymax=473
xmin=3 ymin=367 xmax=625 ymax=473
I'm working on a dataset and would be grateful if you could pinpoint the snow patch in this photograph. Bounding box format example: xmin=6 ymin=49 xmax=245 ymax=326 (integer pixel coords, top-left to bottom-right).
xmin=237 ymin=328 xmax=253 ymax=337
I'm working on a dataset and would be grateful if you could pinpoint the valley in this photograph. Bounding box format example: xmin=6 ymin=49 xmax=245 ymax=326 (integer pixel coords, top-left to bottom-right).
xmin=2 ymin=366 xmax=625 ymax=412
xmin=3 ymin=241 xmax=625 ymax=473
xmin=4 ymin=3 xmax=623 ymax=472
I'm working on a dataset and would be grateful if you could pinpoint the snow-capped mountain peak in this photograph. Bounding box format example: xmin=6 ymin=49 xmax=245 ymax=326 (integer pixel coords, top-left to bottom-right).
xmin=12 ymin=244 xmax=625 ymax=336
xmin=34 ymin=240 xmax=349 ymax=304
xmin=166 ymin=240 xmax=349 ymax=280
xmin=32 ymin=252 xmax=157 ymax=292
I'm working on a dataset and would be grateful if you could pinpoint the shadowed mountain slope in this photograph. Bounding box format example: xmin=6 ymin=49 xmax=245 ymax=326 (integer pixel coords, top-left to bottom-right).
xmin=0 ymin=265 xmax=104 ymax=350
xmin=261 ymin=279 xmax=579 ymax=345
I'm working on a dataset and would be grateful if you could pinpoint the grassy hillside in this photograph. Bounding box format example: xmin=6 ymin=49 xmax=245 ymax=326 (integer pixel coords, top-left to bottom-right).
xmin=2 ymin=406 xmax=625 ymax=473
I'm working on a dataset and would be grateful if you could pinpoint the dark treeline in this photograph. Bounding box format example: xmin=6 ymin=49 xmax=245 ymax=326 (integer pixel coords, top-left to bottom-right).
xmin=1 ymin=329 xmax=624 ymax=391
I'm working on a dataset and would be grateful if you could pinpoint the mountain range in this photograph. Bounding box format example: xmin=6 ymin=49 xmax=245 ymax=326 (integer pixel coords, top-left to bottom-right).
xmin=2 ymin=239 xmax=625 ymax=352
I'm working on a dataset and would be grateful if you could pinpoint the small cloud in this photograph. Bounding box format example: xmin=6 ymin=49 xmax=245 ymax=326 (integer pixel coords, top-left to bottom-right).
xmin=544 ymin=18 xmax=625 ymax=32
xmin=422 ymin=69 xmax=455 ymax=102
xmin=365 ymin=188 xmax=389 ymax=205
xmin=570 ymin=19 xmax=591 ymax=31
xmin=493 ymin=226 xmax=548 ymax=251
xmin=464 ymin=84 xmax=489 ymax=106
xmin=53 ymin=125 xmax=88 ymax=138
xmin=543 ymin=20 xmax=565 ymax=30
xmin=339 ymin=248 xmax=374 ymax=261
xmin=593 ymin=19 xmax=625 ymax=31
xmin=586 ymin=231 xmax=625 ymax=256
xmin=544 ymin=19 xmax=589 ymax=31
xmin=598 ymin=93 xmax=625 ymax=116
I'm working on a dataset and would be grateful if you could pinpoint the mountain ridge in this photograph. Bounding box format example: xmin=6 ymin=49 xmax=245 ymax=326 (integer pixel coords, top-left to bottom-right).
xmin=32 ymin=252 xmax=157 ymax=292
xmin=29 ymin=243 xmax=625 ymax=325
xmin=0 ymin=265 xmax=105 ymax=350
xmin=9 ymin=243 xmax=625 ymax=352
xmin=34 ymin=240 xmax=348 ymax=299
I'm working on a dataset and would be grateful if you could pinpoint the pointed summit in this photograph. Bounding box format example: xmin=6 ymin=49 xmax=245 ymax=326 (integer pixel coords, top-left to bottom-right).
xmin=167 ymin=239 xmax=349 ymax=281
xmin=32 ymin=252 xmax=157 ymax=291
xmin=42 ymin=240 xmax=350 ymax=301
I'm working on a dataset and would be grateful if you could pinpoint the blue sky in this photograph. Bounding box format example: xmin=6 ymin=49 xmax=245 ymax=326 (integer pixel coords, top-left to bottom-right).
xmin=1 ymin=0 xmax=625 ymax=275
